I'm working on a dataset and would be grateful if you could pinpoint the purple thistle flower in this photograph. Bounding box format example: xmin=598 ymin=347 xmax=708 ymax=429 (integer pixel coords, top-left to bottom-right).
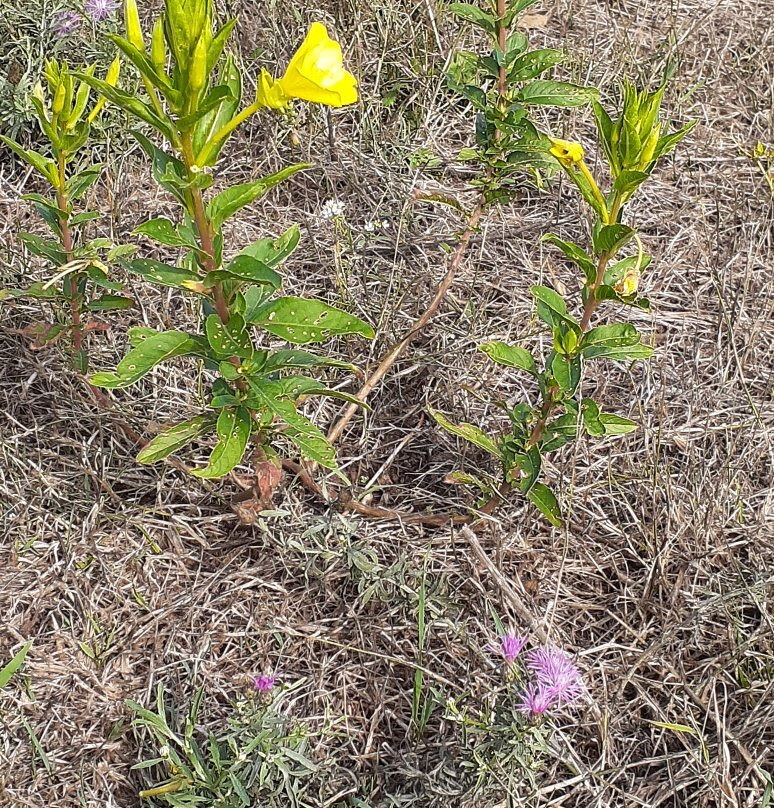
xmin=515 ymin=682 xmax=557 ymax=718
xmin=497 ymin=633 xmax=528 ymax=665
xmin=53 ymin=10 xmax=82 ymax=38
xmin=84 ymin=0 xmax=120 ymax=22
xmin=526 ymin=645 xmax=584 ymax=706
xmin=251 ymin=674 xmax=276 ymax=694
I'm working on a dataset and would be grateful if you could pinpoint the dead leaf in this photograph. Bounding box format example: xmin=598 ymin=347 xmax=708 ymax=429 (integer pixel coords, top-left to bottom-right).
xmin=520 ymin=13 xmax=549 ymax=29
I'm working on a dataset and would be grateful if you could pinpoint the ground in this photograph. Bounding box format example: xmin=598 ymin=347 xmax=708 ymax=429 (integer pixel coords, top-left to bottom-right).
xmin=1 ymin=0 xmax=772 ymax=806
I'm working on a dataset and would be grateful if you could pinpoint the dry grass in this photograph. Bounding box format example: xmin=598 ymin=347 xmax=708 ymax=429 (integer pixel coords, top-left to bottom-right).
xmin=1 ymin=0 xmax=773 ymax=806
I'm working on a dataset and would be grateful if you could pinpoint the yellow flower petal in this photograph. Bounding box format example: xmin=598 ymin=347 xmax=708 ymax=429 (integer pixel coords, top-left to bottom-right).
xmin=279 ymin=22 xmax=358 ymax=108
xmin=256 ymin=68 xmax=289 ymax=110
xmin=549 ymin=136 xmax=584 ymax=166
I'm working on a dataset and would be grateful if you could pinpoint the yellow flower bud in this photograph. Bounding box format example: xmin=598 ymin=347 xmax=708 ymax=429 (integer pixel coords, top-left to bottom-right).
xmin=549 ymin=136 xmax=584 ymax=167
xmin=125 ymin=0 xmax=144 ymax=51
xmin=616 ymin=267 xmax=640 ymax=297
xmin=151 ymin=18 xmax=166 ymax=74
xmin=33 ymin=81 xmax=46 ymax=105
xmin=278 ymin=23 xmax=358 ymax=108
xmin=188 ymin=32 xmax=208 ymax=93
xmin=256 ymin=69 xmax=289 ymax=110
xmin=88 ymin=57 xmax=121 ymax=123
xmin=52 ymin=81 xmax=66 ymax=116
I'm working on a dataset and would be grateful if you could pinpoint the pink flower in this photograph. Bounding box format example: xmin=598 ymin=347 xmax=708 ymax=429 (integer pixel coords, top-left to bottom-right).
xmin=85 ymin=0 xmax=120 ymax=21
xmin=515 ymin=682 xmax=557 ymax=718
xmin=526 ymin=645 xmax=584 ymax=706
xmin=53 ymin=10 xmax=81 ymax=37
xmin=497 ymin=633 xmax=528 ymax=665
xmin=252 ymin=674 xmax=276 ymax=694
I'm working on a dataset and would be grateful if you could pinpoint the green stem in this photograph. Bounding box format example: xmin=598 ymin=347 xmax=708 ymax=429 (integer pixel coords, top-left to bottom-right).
xmin=54 ymin=151 xmax=85 ymax=367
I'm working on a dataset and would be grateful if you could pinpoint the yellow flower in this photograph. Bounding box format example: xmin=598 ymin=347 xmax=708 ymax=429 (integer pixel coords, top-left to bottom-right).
xmin=256 ymin=68 xmax=290 ymax=110
xmin=549 ymin=136 xmax=584 ymax=166
xmin=616 ymin=267 xmax=640 ymax=297
xmin=278 ymin=23 xmax=358 ymax=108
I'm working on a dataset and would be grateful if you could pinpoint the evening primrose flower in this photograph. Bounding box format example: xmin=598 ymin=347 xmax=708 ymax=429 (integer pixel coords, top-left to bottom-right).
xmin=256 ymin=69 xmax=288 ymax=110
xmin=616 ymin=267 xmax=640 ymax=297
xmin=278 ymin=22 xmax=358 ymax=108
xmin=549 ymin=136 xmax=585 ymax=167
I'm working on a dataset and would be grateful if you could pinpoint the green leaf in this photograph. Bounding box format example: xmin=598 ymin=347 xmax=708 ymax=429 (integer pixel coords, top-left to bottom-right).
xmin=134 ymin=218 xmax=199 ymax=250
xmin=137 ymin=415 xmax=218 ymax=464
xmin=603 ymin=254 xmax=651 ymax=286
xmin=262 ymin=349 xmax=358 ymax=374
xmin=176 ymin=85 xmax=235 ymax=130
xmin=207 ymin=164 xmax=311 ymax=231
xmin=126 ymin=258 xmax=204 ymax=292
xmin=249 ymin=297 xmax=374 ymax=345
xmin=191 ymin=407 xmax=252 ymax=478
xmin=593 ymin=223 xmax=635 ymax=256
xmin=193 ymin=54 xmax=243 ymax=164
xmin=599 ymin=413 xmax=638 ymax=435
xmin=131 ymin=131 xmax=190 ymax=208
xmin=205 ymin=313 xmax=253 ymax=359
xmin=90 ymin=331 xmax=210 ymax=389
xmin=0 ymin=136 xmax=57 ymax=183
xmin=581 ymin=324 xmax=653 ymax=361
xmin=429 ymin=408 xmax=504 ymax=460
xmin=245 ymin=377 xmax=338 ymax=469
xmin=504 ymin=0 xmax=540 ymax=26
xmin=73 ymin=73 xmax=175 ymax=142
xmin=0 ymin=641 xmax=33 ymax=688
xmin=67 ymin=165 xmax=102 ymax=200
xmin=549 ymin=351 xmax=581 ymax=393
xmin=274 ymin=376 xmax=369 ymax=409
xmin=87 ymin=294 xmax=134 ymax=311
xmin=593 ymin=100 xmax=616 ymax=172
xmin=507 ymin=49 xmax=563 ymax=82
xmin=541 ymin=413 xmax=578 ymax=452
xmin=541 ymin=234 xmax=597 ymax=285
xmin=531 ymin=285 xmax=581 ymax=333
xmin=479 ymin=341 xmax=537 ymax=376
xmin=20 ymin=233 xmax=66 ymax=265
xmin=582 ymin=341 xmax=654 ymax=361
xmin=527 ymin=482 xmax=563 ymax=526
xmin=516 ymin=80 xmax=598 ymax=107
xmin=581 ymin=398 xmax=605 ymax=436
xmin=613 ymin=170 xmax=650 ymax=196
xmin=207 ymin=255 xmax=281 ymax=289
xmin=512 ymin=446 xmax=542 ymax=493
xmin=651 ymin=121 xmax=696 ymax=163
xmin=596 ymin=284 xmax=651 ymax=310
xmin=448 ymin=3 xmax=496 ymax=35
xmin=239 ymin=225 xmax=300 ymax=267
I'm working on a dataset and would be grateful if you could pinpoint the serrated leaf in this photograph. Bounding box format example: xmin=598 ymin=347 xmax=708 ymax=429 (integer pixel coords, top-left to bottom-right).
xmin=191 ymin=407 xmax=252 ymax=478
xmin=205 ymin=313 xmax=253 ymax=359
xmin=137 ymin=415 xmax=218 ymax=464
xmin=90 ymin=331 xmax=209 ymax=389
xmin=245 ymin=377 xmax=338 ymax=469
xmin=517 ymin=80 xmax=598 ymax=107
xmin=207 ymin=165 xmax=310 ymax=231
xmin=531 ymin=285 xmax=581 ymax=333
xmin=479 ymin=341 xmax=537 ymax=376
xmin=527 ymin=482 xmax=563 ymax=526
xmin=542 ymin=234 xmax=597 ymax=285
xmin=599 ymin=413 xmax=638 ymax=435
xmin=249 ymin=296 xmax=374 ymax=345
xmin=429 ymin=408 xmax=504 ymax=460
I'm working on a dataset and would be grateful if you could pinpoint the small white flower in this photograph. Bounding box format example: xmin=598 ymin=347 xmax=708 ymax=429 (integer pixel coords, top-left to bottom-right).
xmin=364 ymin=221 xmax=376 ymax=233
xmin=381 ymin=219 xmax=390 ymax=229
xmin=159 ymin=745 xmax=170 ymax=758
xmin=320 ymin=199 xmax=346 ymax=220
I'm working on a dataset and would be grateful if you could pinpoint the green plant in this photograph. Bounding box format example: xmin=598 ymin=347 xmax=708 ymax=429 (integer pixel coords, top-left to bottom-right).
xmin=130 ymin=683 xmax=325 ymax=807
xmin=1 ymin=56 xmax=128 ymax=371
xmin=432 ymin=71 xmax=694 ymax=524
xmin=75 ymin=0 xmax=372 ymax=478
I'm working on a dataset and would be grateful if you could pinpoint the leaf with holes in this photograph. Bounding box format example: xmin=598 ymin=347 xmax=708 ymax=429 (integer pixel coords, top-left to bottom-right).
xmin=192 ymin=407 xmax=252 ymax=478
xmin=517 ymin=80 xmax=598 ymax=107
xmin=245 ymin=377 xmax=338 ymax=470
xmin=90 ymin=331 xmax=210 ymax=389
xmin=531 ymin=286 xmax=581 ymax=334
xmin=262 ymin=349 xmax=359 ymax=374
xmin=137 ymin=415 xmax=218 ymax=464
xmin=581 ymin=324 xmax=653 ymax=361
xmin=205 ymin=313 xmax=253 ymax=359
xmin=249 ymin=297 xmax=374 ymax=345
xmin=429 ymin=408 xmax=504 ymax=460
xmin=126 ymin=258 xmax=204 ymax=292
xmin=206 ymin=255 xmax=281 ymax=289
xmin=239 ymin=225 xmax=300 ymax=268
xmin=134 ymin=218 xmax=200 ymax=251
xmin=271 ymin=376 xmax=369 ymax=408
